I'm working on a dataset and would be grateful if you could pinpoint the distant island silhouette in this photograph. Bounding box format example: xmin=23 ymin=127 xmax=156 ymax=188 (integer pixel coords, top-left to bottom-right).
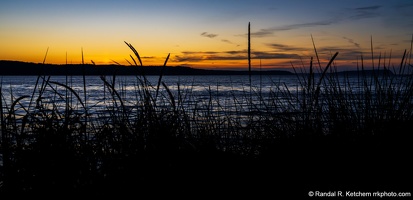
xmin=0 ymin=60 xmax=394 ymax=76
xmin=0 ymin=60 xmax=294 ymax=76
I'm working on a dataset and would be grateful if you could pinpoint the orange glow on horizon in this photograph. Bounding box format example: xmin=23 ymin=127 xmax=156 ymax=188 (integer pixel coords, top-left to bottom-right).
xmin=0 ymin=31 xmax=409 ymax=71
xmin=1 ymin=51 xmax=407 ymax=72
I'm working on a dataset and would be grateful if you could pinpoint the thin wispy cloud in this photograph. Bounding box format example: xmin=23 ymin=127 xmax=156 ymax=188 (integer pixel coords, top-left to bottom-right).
xmin=317 ymin=46 xmax=357 ymax=52
xmin=348 ymin=5 xmax=381 ymax=20
xmin=221 ymin=39 xmax=232 ymax=44
xmin=250 ymin=29 xmax=274 ymax=37
xmin=201 ymin=31 xmax=239 ymax=46
xmin=225 ymin=50 xmax=247 ymax=55
xmin=200 ymin=31 xmax=237 ymax=45
xmin=221 ymin=39 xmax=237 ymax=45
xmin=221 ymin=39 xmax=240 ymax=47
xmin=174 ymin=51 xmax=243 ymax=62
xmin=174 ymin=50 xmax=299 ymax=62
xmin=174 ymin=55 xmax=245 ymax=62
xmin=249 ymin=19 xmax=336 ymax=37
xmin=253 ymin=51 xmax=300 ymax=59
xmin=249 ymin=5 xmax=382 ymax=38
xmin=342 ymin=37 xmax=360 ymax=48
xmin=315 ymin=46 xmax=365 ymax=61
xmin=267 ymin=43 xmax=310 ymax=52
xmin=181 ymin=51 xmax=220 ymax=54
xmin=201 ymin=32 xmax=218 ymax=38
xmin=272 ymin=20 xmax=335 ymax=31
xmin=355 ymin=5 xmax=381 ymax=10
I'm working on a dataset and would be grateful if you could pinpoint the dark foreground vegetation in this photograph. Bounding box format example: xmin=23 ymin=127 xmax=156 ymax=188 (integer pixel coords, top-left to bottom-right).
xmin=0 ymin=42 xmax=412 ymax=198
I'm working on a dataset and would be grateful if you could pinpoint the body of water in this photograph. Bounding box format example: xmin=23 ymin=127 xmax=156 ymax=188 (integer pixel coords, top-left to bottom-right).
xmin=0 ymin=75 xmax=298 ymax=111
xmin=0 ymin=74 xmax=408 ymax=122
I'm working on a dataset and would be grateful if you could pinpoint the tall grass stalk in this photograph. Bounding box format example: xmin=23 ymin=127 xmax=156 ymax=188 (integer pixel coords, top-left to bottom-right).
xmin=28 ymin=47 xmax=49 ymax=111
xmin=155 ymin=53 xmax=170 ymax=99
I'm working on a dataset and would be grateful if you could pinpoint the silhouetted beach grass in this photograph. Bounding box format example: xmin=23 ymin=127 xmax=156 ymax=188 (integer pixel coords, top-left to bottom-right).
xmin=0 ymin=40 xmax=412 ymax=197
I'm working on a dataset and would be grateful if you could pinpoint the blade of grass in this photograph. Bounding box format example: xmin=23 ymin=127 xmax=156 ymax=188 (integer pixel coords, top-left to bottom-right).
xmin=314 ymin=52 xmax=339 ymax=106
xmin=311 ymin=34 xmax=322 ymax=71
xmin=125 ymin=41 xmax=143 ymax=66
xmin=49 ymin=81 xmax=86 ymax=110
xmin=156 ymin=53 xmax=170 ymax=99
xmin=28 ymin=47 xmax=49 ymax=110
xmin=162 ymin=81 xmax=176 ymax=111
xmin=248 ymin=22 xmax=251 ymax=86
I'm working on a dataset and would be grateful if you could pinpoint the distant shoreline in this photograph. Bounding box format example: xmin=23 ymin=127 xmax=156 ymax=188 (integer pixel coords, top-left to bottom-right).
xmin=0 ymin=60 xmax=294 ymax=76
xmin=0 ymin=60 xmax=394 ymax=76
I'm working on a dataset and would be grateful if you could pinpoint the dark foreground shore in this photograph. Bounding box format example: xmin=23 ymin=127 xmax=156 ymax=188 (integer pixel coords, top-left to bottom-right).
xmin=2 ymin=132 xmax=410 ymax=199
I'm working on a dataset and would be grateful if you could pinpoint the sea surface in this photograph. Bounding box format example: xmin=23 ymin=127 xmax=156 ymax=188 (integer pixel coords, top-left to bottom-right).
xmin=0 ymin=74 xmax=402 ymax=119
xmin=0 ymin=75 xmax=299 ymax=107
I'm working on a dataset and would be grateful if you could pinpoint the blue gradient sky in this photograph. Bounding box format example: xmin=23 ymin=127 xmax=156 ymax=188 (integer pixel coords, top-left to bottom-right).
xmin=1 ymin=0 xmax=412 ymax=70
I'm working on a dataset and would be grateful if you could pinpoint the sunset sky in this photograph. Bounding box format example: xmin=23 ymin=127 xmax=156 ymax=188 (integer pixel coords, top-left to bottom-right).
xmin=1 ymin=0 xmax=412 ymax=70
